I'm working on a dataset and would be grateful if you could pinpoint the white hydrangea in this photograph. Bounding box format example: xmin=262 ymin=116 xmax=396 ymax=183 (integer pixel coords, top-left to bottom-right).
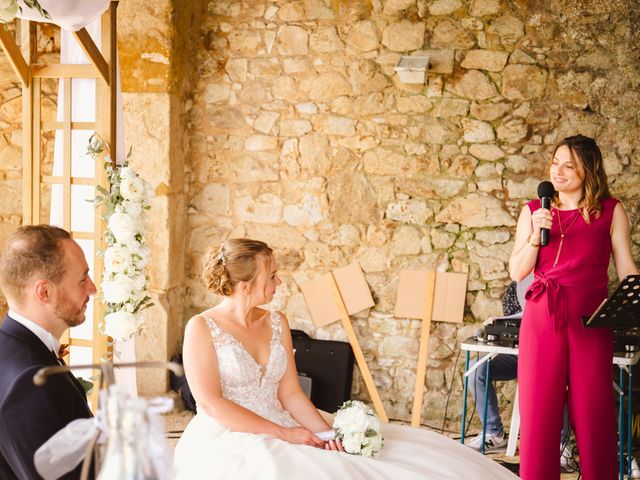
xmin=104 ymin=245 xmax=134 ymax=274
xmin=102 ymin=273 xmax=136 ymax=304
xmin=104 ymin=311 xmax=140 ymax=340
xmin=108 ymin=212 xmax=142 ymax=244
xmin=0 ymin=0 xmax=18 ymax=24
xmin=333 ymin=400 xmax=383 ymax=457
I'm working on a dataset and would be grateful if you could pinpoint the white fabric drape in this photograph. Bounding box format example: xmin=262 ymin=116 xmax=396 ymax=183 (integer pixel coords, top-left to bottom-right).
xmin=17 ymin=0 xmax=111 ymax=32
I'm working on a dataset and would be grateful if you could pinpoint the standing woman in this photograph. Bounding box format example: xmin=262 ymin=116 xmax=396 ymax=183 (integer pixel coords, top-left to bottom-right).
xmin=509 ymin=135 xmax=639 ymax=480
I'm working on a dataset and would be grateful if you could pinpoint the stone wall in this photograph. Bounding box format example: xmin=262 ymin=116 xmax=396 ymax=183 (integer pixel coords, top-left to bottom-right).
xmin=184 ymin=0 xmax=640 ymax=427
xmin=119 ymin=0 xmax=206 ymax=394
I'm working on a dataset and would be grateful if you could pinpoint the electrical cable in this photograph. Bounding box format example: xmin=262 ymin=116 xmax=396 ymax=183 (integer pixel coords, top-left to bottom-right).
xmin=440 ymin=347 xmax=461 ymax=434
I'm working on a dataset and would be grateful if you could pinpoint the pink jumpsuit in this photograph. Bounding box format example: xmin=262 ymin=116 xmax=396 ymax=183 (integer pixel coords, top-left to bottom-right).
xmin=518 ymin=197 xmax=619 ymax=480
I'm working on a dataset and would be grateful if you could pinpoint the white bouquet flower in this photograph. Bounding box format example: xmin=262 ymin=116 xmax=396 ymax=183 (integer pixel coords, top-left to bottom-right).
xmin=332 ymin=400 xmax=383 ymax=457
xmin=0 ymin=0 xmax=50 ymax=24
xmin=108 ymin=212 xmax=143 ymax=244
xmin=104 ymin=311 xmax=141 ymax=340
xmin=88 ymin=134 xmax=154 ymax=343
xmin=0 ymin=0 xmax=18 ymax=23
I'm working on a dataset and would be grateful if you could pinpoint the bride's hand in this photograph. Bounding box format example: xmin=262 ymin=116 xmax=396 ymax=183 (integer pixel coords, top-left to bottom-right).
xmin=280 ymin=427 xmax=324 ymax=447
xmin=324 ymin=438 xmax=344 ymax=452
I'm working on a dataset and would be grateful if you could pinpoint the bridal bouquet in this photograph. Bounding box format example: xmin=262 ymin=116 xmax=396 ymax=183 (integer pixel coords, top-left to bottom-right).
xmin=89 ymin=135 xmax=154 ymax=341
xmin=333 ymin=400 xmax=383 ymax=458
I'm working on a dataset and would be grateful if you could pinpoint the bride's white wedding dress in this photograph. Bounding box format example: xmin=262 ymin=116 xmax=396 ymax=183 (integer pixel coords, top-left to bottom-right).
xmin=174 ymin=311 xmax=518 ymax=479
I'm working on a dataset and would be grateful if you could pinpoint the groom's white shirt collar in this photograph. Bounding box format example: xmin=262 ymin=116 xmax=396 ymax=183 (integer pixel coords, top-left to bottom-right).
xmin=9 ymin=309 xmax=61 ymax=355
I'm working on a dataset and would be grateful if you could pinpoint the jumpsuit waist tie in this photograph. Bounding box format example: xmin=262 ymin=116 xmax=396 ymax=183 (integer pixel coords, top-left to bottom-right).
xmin=525 ymin=273 xmax=581 ymax=335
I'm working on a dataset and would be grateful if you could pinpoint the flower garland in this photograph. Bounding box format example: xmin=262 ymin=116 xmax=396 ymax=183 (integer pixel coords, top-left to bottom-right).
xmin=0 ymin=0 xmax=49 ymax=24
xmin=88 ymin=134 xmax=154 ymax=342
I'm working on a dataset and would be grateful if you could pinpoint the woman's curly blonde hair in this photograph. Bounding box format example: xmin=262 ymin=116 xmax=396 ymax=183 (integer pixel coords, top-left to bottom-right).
xmin=201 ymin=238 xmax=273 ymax=296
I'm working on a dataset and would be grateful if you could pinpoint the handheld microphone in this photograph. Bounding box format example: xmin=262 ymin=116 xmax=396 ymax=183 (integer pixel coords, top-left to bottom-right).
xmin=537 ymin=181 xmax=555 ymax=246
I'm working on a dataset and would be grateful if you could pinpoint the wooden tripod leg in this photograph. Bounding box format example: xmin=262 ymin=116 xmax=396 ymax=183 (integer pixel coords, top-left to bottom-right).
xmin=325 ymin=273 xmax=389 ymax=423
xmin=411 ymin=271 xmax=436 ymax=427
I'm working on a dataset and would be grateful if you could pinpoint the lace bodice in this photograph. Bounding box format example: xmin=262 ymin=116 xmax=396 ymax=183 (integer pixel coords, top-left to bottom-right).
xmin=200 ymin=310 xmax=298 ymax=428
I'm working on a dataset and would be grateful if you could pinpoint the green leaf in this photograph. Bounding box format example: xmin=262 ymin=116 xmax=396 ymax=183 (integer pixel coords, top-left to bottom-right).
xmin=76 ymin=377 xmax=94 ymax=395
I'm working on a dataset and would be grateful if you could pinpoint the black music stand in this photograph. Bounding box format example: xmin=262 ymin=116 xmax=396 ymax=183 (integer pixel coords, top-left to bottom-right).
xmin=583 ymin=275 xmax=640 ymax=329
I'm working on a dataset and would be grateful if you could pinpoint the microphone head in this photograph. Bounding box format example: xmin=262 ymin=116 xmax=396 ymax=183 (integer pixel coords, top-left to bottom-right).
xmin=537 ymin=181 xmax=555 ymax=199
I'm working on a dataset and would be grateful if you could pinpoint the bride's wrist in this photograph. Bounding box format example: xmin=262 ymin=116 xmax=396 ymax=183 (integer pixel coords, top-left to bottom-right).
xmin=274 ymin=425 xmax=286 ymax=440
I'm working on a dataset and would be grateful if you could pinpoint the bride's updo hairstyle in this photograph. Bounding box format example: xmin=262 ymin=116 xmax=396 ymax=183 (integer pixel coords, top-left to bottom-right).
xmin=201 ymin=238 xmax=273 ymax=296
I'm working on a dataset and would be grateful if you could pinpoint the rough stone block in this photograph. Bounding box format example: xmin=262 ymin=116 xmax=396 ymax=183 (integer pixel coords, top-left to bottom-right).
xmin=502 ymin=65 xmax=548 ymax=100
xmin=382 ymin=20 xmax=425 ymax=51
xmin=450 ymin=70 xmax=498 ymax=100
xmin=276 ymin=25 xmax=309 ymax=56
xmin=461 ymin=49 xmax=509 ymax=72
xmin=429 ymin=0 xmax=463 ymax=15
xmin=435 ymin=193 xmax=516 ymax=227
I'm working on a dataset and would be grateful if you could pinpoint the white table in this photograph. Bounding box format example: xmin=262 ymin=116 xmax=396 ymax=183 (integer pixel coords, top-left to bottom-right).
xmin=460 ymin=337 xmax=640 ymax=480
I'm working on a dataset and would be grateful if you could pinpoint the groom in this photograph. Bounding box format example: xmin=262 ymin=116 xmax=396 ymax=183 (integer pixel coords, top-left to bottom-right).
xmin=0 ymin=225 xmax=96 ymax=480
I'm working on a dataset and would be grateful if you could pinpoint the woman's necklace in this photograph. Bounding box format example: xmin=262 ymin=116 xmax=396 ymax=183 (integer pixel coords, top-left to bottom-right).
xmin=552 ymin=208 xmax=581 ymax=267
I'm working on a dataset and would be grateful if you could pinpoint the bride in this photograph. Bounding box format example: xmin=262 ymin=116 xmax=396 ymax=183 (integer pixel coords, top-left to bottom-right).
xmin=174 ymin=239 xmax=517 ymax=479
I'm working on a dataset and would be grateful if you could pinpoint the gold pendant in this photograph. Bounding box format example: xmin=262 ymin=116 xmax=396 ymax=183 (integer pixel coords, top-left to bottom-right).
xmin=553 ymin=234 xmax=564 ymax=267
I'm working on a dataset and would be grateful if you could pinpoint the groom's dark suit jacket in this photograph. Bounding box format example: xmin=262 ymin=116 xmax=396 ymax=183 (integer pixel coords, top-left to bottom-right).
xmin=0 ymin=315 xmax=92 ymax=480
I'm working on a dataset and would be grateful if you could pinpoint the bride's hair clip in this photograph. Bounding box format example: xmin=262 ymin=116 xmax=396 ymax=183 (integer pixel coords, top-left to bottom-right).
xmin=217 ymin=248 xmax=226 ymax=266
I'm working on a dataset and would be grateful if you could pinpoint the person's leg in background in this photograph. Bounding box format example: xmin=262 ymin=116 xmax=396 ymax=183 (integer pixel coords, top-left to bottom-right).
xmin=466 ymin=353 xmax=518 ymax=452
xmin=560 ymin=403 xmax=578 ymax=472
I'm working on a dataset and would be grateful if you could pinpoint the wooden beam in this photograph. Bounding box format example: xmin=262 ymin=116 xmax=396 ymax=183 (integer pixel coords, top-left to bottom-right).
xmin=43 ymin=121 xmax=96 ymax=131
xmin=21 ymin=21 xmax=36 ymax=225
xmin=62 ymin=78 xmax=72 ymax=231
xmin=72 ymin=28 xmax=110 ymax=85
xmin=326 ymin=272 xmax=389 ymax=423
xmin=31 ymin=78 xmax=41 ymax=223
xmin=411 ymin=271 xmax=437 ymax=427
xmin=42 ymin=176 xmax=96 ymax=186
xmin=0 ymin=28 xmax=29 ymax=86
xmin=32 ymin=64 xmax=100 ymax=79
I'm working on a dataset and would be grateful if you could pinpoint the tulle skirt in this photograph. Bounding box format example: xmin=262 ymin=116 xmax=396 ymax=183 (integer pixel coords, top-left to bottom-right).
xmin=174 ymin=413 xmax=518 ymax=480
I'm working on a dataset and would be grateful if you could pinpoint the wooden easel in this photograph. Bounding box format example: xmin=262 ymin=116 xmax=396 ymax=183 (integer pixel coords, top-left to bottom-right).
xmin=411 ymin=271 xmax=436 ymax=427
xmin=325 ymin=272 xmax=389 ymax=423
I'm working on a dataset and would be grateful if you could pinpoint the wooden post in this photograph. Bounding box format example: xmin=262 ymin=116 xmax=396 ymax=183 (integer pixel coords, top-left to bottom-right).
xmin=411 ymin=271 xmax=437 ymax=427
xmin=325 ymin=272 xmax=388 ymax=423
xmin=92 ymin=2 xmax=119 ymax=403
xmin=19 ymin=21 xmax=36 ymax=224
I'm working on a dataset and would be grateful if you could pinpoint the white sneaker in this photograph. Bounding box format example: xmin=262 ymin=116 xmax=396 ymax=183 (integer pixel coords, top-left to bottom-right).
xmin=560 ymin=445 xmax=577 ymax=473
xmin=631 ymin=457 xmax=640 ymax=479
xmin=466 ymin=431 xmax=507 ymax=452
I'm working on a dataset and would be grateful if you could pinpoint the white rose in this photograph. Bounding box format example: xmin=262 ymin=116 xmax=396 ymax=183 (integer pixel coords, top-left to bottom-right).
xmin=105 ymin=311 xmax=140 ymax=340
xmin=334 ymin=405 xmax=368 ymax=434
xmin=342 ymin=431 xmax=365 ymax=454
xmin=120 ymin=175 xmax=145 ymax=201
xmin=122 ymin=199 xmax=143 ymax=216
xmin=130 ymin=273 xmax=146 ymax=291
xmin=108 ymin=212 xmax=141 ymax=244
xmin=104 ymin=245 xmax=133 ymax=274
xmin=0 ymin=0 xmax=18 ymax=23
xmin=119 ymin=166 xmax=135 ymax=179
xmin=102 ymin=274 xmax=135 ymax=304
